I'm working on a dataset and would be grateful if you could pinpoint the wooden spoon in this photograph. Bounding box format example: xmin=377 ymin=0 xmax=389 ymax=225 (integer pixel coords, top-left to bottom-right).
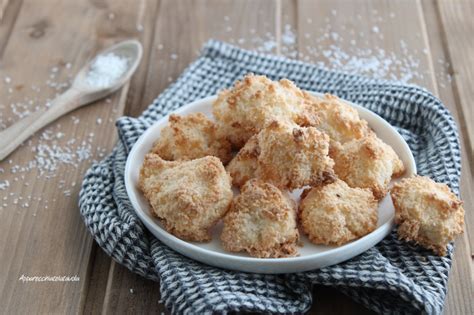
xmin=0 ymin=39 xmax=143 ymax=161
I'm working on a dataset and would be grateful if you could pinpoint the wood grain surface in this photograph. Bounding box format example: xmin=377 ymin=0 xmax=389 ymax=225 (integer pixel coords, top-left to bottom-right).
xmin=0 ymin=0 xmax=472 ymax=314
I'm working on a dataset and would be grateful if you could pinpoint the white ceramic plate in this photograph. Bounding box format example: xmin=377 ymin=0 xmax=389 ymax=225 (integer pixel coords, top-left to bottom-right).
xmin=125 ymin=93 xmax=416 ymax=274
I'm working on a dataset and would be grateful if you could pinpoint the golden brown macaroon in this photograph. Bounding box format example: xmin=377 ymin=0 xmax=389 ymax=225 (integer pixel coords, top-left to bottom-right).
xmin=213 ymin=74 xmax=319 ymax=149
xmin=308 ymin=94 xmax=371 ymax=144
xmin=331 ymin=134 xmax=405 ymax=199
xmin=226 ymin=135 xmax=259 ymax=187
xmin=391 ymin=176 xmax=464 ymax=256
xmin=220 ymin=179 xmax=299 ymax=258
xmin=139 ymin=153 xmax=233 ymax=242
xmin=256 ymin=121 xmax=335 ymax=190
xmin=151 ymin=113 xmax=232 ymax=164
xmin=299 ymin=179 xmax=378 ymax=246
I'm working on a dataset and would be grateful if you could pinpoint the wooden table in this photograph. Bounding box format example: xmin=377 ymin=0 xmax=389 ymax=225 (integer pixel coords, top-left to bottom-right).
xmin=0 ymin=0 xmax=472 ymax=314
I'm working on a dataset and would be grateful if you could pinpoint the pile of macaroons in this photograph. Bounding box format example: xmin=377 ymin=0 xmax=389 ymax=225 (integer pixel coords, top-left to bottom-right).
xmin=139 ymin=74 xmax=464 ymax=258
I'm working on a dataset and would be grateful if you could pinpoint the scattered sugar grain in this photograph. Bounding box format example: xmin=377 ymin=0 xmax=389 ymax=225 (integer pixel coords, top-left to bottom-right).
xmin=76 ymin=144 xmax=92 ymax=161
xmin=71 ymin=116 xmax=80 ymax=124
xmin=330 ymin=32 xmax=340 ymax=41
xmin=0 ymin=180 xmax=10 ymax=190
xmin=260 ymin=40 xmax=276 ymax=52
xmin=86 ymin=53 xmax=128 ymax=88
xmin=282 ymin=24 xmax=296 ymax=45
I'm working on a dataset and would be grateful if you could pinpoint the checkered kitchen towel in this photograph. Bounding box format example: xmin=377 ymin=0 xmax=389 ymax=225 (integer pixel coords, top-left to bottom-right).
xmin=79 ymin=40 xmax=461 ymax=314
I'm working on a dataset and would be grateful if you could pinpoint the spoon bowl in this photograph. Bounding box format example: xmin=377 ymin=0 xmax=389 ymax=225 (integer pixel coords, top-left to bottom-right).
xmin=73 ymin=39 xmax=143 ymax=105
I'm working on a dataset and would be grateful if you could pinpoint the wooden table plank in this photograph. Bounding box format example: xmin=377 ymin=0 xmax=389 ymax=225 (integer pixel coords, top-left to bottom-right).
xmin=444 ymin=234 xmax=474 ymax=315
xmin=422 ymin=0 xmax=474 ymax=251
xmin=122 ymin=0 xmax=160 ymax=117
xmin=295 ymin=1 xmax=472 ymax=314
xmin=0 ymin=0 xmax=21 ymax=58
xmin=420 ymin=2 xmax=474 ymax=314
xmin=100 ymin=258 xmax=168 ymax=315
xmin=437 ymin=0 xmax=473 ymax=165
xmin=435 ymin=0 xmax=474 ymax=253
xmin=422 ymin=2 xmax=474 ymax=313
xmin=80 ymin=243 xmax=113 ymax=314
xmin=0 ymin=0 xmax=150 ymax=313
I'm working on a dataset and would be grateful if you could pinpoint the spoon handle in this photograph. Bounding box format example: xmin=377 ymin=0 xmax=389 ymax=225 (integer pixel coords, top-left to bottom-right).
xmin=0 ymin=87 xmax=82 ymax=161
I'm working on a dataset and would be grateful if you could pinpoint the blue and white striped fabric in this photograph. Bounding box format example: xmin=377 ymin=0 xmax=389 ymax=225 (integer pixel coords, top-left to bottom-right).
xmin=79 ymin=40 xmax=461 ymax=314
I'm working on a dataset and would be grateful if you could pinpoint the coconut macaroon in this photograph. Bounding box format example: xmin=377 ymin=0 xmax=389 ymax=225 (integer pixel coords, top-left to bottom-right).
xmin=331 ymin=134 xmax=405 ymax=199
xmin=256 ymin=121 xmax=335 ymax=190
xmin=151 ymin=113 xmax=232 ymax=164
xmin=308 ymin=93 xmax=371 ymax=144
xmin=228 ymin=121 xmax=337 ymax=189
xmin=139 ymin=153 xmax=233 ymax=242
xmin=220 ymin=179 xmax=299 ymax=258
xmin=390 ymin=176 xmax=464 ymax=256
xmin=212 ymin=74 xmax=319 ymax=149
xmin=226 ymin=135 xmax=259 ymax=187
xmin=299 ymin=179 xmax=378 ymax=246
